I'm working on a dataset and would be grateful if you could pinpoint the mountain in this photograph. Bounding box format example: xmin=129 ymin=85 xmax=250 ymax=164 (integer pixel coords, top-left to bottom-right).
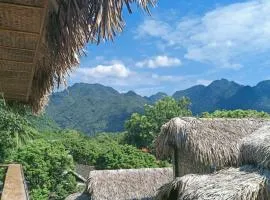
xmin=46 ymin=83 xmax=148 ymax=135
xmin=46 ymin=79 xmax=270 ymax=135
xmin=217 ymin=80 xmax=270 ymax=112
xmin=173 ymin=79 xmax=270 ymax=114
xmin=146 ymin=92 xmax=168 ymax=103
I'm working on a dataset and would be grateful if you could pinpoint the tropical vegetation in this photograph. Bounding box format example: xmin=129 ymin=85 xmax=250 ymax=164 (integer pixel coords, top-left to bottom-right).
xmin=125 ymin=97 xmax=192 ymax=148
xmin=1 ymin=93 xmax=270 ymax=199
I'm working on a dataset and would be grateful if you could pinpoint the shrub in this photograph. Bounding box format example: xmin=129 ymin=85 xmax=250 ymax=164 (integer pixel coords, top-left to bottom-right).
xmin=12 ymin=140 xmax=76 ymax=200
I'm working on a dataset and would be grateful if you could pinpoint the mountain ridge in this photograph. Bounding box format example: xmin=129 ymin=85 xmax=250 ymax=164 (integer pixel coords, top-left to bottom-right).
xmin=46 ymin=79 xmax=270 ymax=135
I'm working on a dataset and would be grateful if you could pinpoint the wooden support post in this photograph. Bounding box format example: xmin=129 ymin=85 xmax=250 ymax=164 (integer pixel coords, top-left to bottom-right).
xmin=173 ymin=146 xmax=180 ymax=177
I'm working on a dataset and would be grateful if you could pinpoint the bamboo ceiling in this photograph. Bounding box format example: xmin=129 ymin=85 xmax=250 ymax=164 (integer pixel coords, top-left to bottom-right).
xmin=0 ymin=0 xmax=48 ymax=104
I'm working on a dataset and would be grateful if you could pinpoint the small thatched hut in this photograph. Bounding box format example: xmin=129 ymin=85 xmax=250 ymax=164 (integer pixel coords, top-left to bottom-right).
xmin=155 ymin=117 xmax=267 ymax=177
xmin=0 ymin=0 xmax=154 ymax=112
xmin=86 ymin=168 xmax=173 ymax=200
xmin=155 ymin=166 xmax=270 ymax=200
xmin=240 ymin=125 xmax=270 ymax=169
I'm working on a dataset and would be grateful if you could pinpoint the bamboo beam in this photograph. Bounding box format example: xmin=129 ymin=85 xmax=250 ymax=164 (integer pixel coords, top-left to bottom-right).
xmin=0 ymin=28 xmax=40 ymax=36
xmin=0 ymin=58 xmax=33 ymax=64
xmin=0 ymin=45 xmax=35 ymax=52
xmin=0 ymin=69 xmax=32 ymax=74
xmin=0 ymin=2 xmax=44 ymax=9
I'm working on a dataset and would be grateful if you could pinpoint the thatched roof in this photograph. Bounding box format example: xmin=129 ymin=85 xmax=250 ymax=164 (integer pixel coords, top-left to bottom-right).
xmin=155 ymin=117 xmax=267 ymax=176
xmin=86 ymin=168 xmax=173 ymax=200
xmin=155 ymin=166 xmax=270 ymax=200
xmin=240 ymin=125 xmax=270 ymax=169
xmin=0 ymin=0 xmax=155 ymax=113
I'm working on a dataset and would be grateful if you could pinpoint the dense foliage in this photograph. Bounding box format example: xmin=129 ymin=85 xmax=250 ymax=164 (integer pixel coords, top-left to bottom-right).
xmin=201 ymin=109 xmax=270 ymax=118
xmin=0 ymin=101 xmax=76 ymax=200
xmin=125 ymin=97 xmax=192 ymax=148
xmin=42 ymin=130 xmax=165 ymax=169
xmin=0 ymin=100 xmax=37 ymax=161
xmin=12 ymin=140 xmax=76 ymax=200
xmin=46 ymin=83 xmax=149 ymax=135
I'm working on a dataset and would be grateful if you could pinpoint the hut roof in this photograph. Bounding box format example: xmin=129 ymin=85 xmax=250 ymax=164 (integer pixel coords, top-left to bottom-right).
xmin=86 ymin=168 xmax=173 ymax=200
xmin=155 ymin=166 xmax=270 ymax=200
xmin=155 ymin=117 xmax=267 ymax=174
xmin=240 ymin=125 xmax=270 ymax=169
xmin=0 ymin=0 xmax=154 ymax=113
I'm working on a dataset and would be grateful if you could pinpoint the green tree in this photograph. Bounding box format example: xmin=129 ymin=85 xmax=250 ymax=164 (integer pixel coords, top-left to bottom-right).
xmin=95 ymin=143 xmax=159 ymax=169
xmin=0 ymin=100 xmax=38 ymax=161
xmin=125 ymin=97 xmax=192 ymax=148
xmin=12 ymin=140 xmax=76 ymax=200
xmin=201 ymin=109 xmax=270 ymax=118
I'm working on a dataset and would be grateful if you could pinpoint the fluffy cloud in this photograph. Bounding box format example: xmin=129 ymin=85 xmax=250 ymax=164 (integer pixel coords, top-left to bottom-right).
xmin=70 ymin=60 xmax=187 ymax=95
xmin=196 ymin=79 xmax=212 ymax=86
xmin=136 ymin=56 xmax=181 ymax=68
xmin=137 ymin=0 xmax=270 ymax=69
xmin=73 ymin=62 xmax=131 ymax=79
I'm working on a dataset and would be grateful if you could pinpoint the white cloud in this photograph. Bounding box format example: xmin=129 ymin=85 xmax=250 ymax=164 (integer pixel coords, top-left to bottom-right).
xmin=136 ymin=56 xmax=182 ymax=68
xmin=74 ymin=62 xmax=131 ymax=79
xmin=196 ymin=79 xmax=212 ymax=86
xmin=70 ymin=60 xmax=187 ymax=95
xmin=137 ymin=0 xmax=270 ymax=69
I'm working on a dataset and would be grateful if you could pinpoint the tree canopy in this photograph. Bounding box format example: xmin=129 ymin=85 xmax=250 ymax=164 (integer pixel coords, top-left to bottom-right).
xmin=125 ymin=97 xmax=192 ymax=148
xmin=201 ymin=109 xmax=270 ymax=118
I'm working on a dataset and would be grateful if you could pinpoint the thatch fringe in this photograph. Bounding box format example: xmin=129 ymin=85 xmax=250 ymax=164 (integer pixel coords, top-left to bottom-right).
xmin=155 ymin=166 xmax=270 ymax=200
xmin=240 ymin=125 xmax=270 ymax=170
xmin=29 ymin=0 xmax=155 ymax=113
xmin=155 ymin=117 xmax=267 ymax=176
xmin=86 ymin=168 xmax=173 ymax=200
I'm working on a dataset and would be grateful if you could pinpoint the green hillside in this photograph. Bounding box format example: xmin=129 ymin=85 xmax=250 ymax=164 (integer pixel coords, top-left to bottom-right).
xmin=46 ymin=83 xmax=148 ymax=135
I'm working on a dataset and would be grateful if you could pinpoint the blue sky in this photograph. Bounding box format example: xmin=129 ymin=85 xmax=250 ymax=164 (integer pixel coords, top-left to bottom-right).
xmin=69 ymin=0 xmax=270 ymax=96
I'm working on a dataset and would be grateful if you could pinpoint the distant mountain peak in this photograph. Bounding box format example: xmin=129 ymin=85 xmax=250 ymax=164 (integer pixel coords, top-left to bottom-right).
xmin=124 ymin=91 xmax=137 ymax=96
xmin=146 ymin=92 xmax=168 ymax=103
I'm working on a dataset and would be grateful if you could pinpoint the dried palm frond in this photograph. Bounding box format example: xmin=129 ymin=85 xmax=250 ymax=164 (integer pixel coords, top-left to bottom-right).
xmin=240 ymin=125 xmax=270 ymax=169
xmin=155 ymin=166 xmax=270 ymax=200
xmin=28 ymin=0 xmax=155 ymax=112
xmin=155 ymin=117 xmax=267 ymax=176
xmin=86 ymin=168 xmax=173 ymax=200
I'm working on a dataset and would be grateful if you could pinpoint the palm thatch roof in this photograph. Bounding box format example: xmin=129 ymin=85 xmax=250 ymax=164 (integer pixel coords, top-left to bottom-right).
xmin=0 ymin=0 xmax=155 ymax=113
xmin=240 ymin=125 xmax=270 ymax=169
xmin=155 ymin=117 xmax=267 ymax=176
xmin=86 ymin=168 xmax=173 ymax=200
xmin=155 ymin=166 xmax=270 ymax=200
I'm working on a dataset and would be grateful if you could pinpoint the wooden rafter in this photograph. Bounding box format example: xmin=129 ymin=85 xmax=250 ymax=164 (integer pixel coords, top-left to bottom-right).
xmin=0 ymin=28 xmax=40 ymax=36
xmin=0 ymin=45 xmax=36 ymax=52
xmin=0 ymin=1 xmax=44 ymax=9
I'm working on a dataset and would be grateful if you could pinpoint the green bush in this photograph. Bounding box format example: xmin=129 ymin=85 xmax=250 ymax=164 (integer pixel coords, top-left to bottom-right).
xmin=0 ymin=100 xmax=37 ymax=161
xmin=96 ymin=143 xmax=159 ymax=169
xmin=12 ymin=140 xmax=76 ymax=200
xmin=125 ymin=97 xmax=192 ymax=148
xmin=201 ymin=109 xmax=270 ymax=118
